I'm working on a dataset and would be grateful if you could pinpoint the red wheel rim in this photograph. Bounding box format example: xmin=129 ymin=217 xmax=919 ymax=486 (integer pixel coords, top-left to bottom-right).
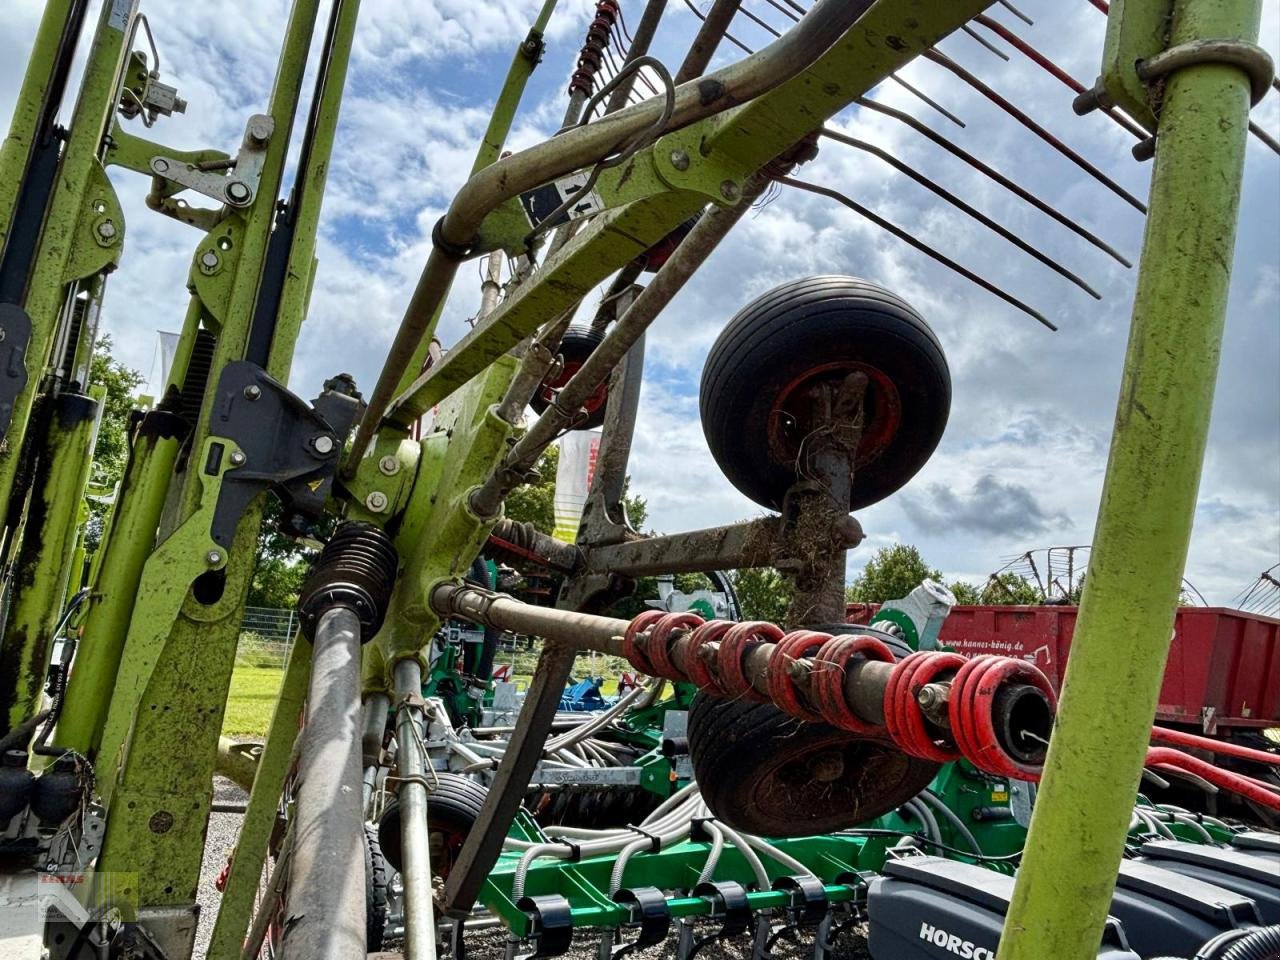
xmin=767 ymin=361 xmax=902 ymax=468
xmin=540 ymin=359 xmax=609 ymax=415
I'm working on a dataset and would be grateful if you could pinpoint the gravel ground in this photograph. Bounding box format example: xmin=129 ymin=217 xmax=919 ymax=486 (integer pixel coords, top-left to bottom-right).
xmin=194 ymin=776 xmax=251 ymax=960
xmin=194 ymin=776 xmax=874 ymax=960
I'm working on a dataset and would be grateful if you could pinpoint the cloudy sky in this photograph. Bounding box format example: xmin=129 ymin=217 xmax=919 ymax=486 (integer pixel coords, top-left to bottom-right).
xmin=3 ymin=0 xmax=1277 ymax=603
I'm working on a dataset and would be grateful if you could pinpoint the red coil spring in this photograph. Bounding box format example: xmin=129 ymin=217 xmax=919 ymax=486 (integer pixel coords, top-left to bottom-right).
xmin=948 ymin=655 xmax=1057 ymax=782
xmin=810 ymin=634 xmax=897 ymax=736
xmin=685 ymin=619 xmax=734 ymax=696
xmin=569 ymin=0 xmax=620 ymax=97
xmin=884 ymin=651 xmax=967 ymax=763
xmin=621 ymin=610 xmax=664 ymax=675
xmin=716 ymin=621 xmax=782 ymax=703
xmin=621 ymin=611 xmax=1055 ymax=779
xmin=767 ymin=631 xmax=831 ymax=722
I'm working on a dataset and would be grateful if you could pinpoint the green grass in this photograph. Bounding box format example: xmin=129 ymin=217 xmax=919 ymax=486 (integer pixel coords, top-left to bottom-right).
xmin=222 ymin=664 xmax=284 ymax=739
xmin=220 ymin=649 xmax=638 ymax=740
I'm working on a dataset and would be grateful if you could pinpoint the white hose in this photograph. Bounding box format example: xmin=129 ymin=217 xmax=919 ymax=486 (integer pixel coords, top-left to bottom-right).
xmin=715 ymin=823 xmax=770 ymax=889
xmin=697 ymin=822 xmax=726 ymax=884
xmin=546 ymin=681 xmax=655 ymax=752
xmin=512 ymin=843 xmax=576 ymax=900
xmin=737 ymin=832 xmax=816 ymax=878
xmin=610 ymin=837 xmax=656 ymax=894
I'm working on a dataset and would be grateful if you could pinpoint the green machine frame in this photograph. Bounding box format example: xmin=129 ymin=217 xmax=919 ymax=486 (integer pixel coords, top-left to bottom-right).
xmin=0 ymin=0 xmax=1269 ymax=958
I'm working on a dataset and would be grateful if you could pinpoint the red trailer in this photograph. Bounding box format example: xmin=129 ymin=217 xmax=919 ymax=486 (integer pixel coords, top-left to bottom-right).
xmin=934 ymin=606 xmax=1280 ymax=733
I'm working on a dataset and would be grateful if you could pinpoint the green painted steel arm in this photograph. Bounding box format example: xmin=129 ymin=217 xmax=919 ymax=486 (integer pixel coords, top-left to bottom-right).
xmin=997 ymin=1 xmax=1265 ymax=958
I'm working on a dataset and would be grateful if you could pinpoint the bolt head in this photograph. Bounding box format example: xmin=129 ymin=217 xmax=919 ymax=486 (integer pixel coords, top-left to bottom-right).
xmin=229 ymin=451 xmax=246 ymax=466
xmin=247 ymin=115 xmax=272 ymax=144
xmin=378 ymin=455 xmax=400 ymax=476
xmin=206 ymin=550 xmax=222 ymax=565
xmin=152 ymin=158 xmax=169 ymax=173
xmin=96 ymin=220 xmax=117 ymax=239
xmin=243 ymin=385 xmax=262 ymax=400
xmin=366 ymin=491 xmax=389 ymax=512
xmin=200 ymin=250 xmax=220 ymax=268
xmin=916 ymin=685 xmax=943 ymax=709
xmin=312 ymin=434 xmax=336 ymax=455
xmin=669 ymin=149 xmax=690 ymax=171
xmin=719 ymin=179 xmax=740 ymax=201
xmin=225 ymin=180 xmax=252 ymax=204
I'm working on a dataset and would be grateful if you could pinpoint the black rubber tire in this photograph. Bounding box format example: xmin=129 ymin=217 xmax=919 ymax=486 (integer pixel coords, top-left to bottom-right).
xmin=363 ymin=822 xmax=389 ymax=951
xmin=687 ymin=692 xmax=941 ymax=837
xmin=699 ymin=275 xmax=950 ymax=511
xmin=376 ymin=773 xmax=488 ymax=879
xmin=530 ymin=326 xmax=608 ymax=430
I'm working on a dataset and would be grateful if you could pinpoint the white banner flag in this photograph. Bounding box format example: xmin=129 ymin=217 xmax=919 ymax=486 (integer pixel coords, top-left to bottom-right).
xmin=552 ymin=429 xmax=601 ymax=543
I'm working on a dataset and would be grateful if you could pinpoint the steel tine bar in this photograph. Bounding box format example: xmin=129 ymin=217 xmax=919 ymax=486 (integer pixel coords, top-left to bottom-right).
xmin=347 ymin=0 xmax=869 ymax=468
xmin=610 ymin=22 xmax=630 ymax=56
xmin=999 ymin=0 xmax=1035 ymax=25
xmin=606 ymin=0 xmax=669 ymax=114
xmin=738 ymin=3 xmax=783 ymax=38
xmin=761 ymin=0 xmax=801 ymax=22
xmin=962 ymin=23 xmax=1010 ymax=61
xmin=678 ymin=0 xmax=754 ymax=56
xmin=888 ymin=73 xmax=966 ymax=127
xmin=856 ymin=97 xmax=1133 ymax=267
xmin=779 ymin=0 xmax=806 ymax=13
xmin=924 ymin=49 xmax=1148 ymax=212
xmin=676 ymin=0 xmax=743 ymax=82
xmin=1247 ymin=120 xmax=1280 ymax=155
xmin=821 ymin=127 xmax=1101 ymax=298
xmin=973 ymin=14 xmax=1150 ymax=139
xmin=616 ymin=1 xmax=635 ymax=43
xmin=779 ymin=175 xmax=1057 ymax=329
xmin=470 ymin=171 xmax=772 ymax=515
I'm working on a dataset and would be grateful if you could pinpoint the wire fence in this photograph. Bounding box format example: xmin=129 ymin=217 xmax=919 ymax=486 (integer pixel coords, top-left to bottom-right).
xmin=235 ymin=606 xmax=298 ymax=669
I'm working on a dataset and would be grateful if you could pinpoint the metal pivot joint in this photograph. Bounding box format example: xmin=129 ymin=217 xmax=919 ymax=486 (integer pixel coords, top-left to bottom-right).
xmin=205 ymin=363 xmax=363 ymax=551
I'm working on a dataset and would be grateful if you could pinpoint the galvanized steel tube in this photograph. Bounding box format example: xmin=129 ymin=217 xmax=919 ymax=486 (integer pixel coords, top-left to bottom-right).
xmin=282 ymin=606 xmax=365 ymax=960
xmin=394 ymin=657 xmax=439 ymax=959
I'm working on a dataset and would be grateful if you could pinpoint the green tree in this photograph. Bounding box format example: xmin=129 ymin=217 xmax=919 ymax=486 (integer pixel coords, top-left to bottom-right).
xmin=947 ymin=580 xmax=982 ymax=605
xmin=979 ymin=571 xmax=1043 ymax=605
xmin=244 ymin=499 xmax=322 ymax=609
xmin=84 ymin=336 xmax=144 ymax=549
xmin=846 ymin=543 xmax=941 ymax=604
xmin=730 ymin=566 xmax=790 ymax=622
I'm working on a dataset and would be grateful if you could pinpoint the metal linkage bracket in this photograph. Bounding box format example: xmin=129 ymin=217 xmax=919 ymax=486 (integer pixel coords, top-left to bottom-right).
xmin=0 ymin=304 xmax=32 ymax=440
xmin=205 ymin=362 xmax=362 ymax=550
xmin=148 ymin=114 xmax=274 ymax=211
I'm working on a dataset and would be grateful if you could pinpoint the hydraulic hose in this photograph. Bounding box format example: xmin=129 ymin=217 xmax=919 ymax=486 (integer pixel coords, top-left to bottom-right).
xmin=903 ymin=798 xmax=942 ymax=846
xmin=922 ymin=789 xmax=984 ymax=857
